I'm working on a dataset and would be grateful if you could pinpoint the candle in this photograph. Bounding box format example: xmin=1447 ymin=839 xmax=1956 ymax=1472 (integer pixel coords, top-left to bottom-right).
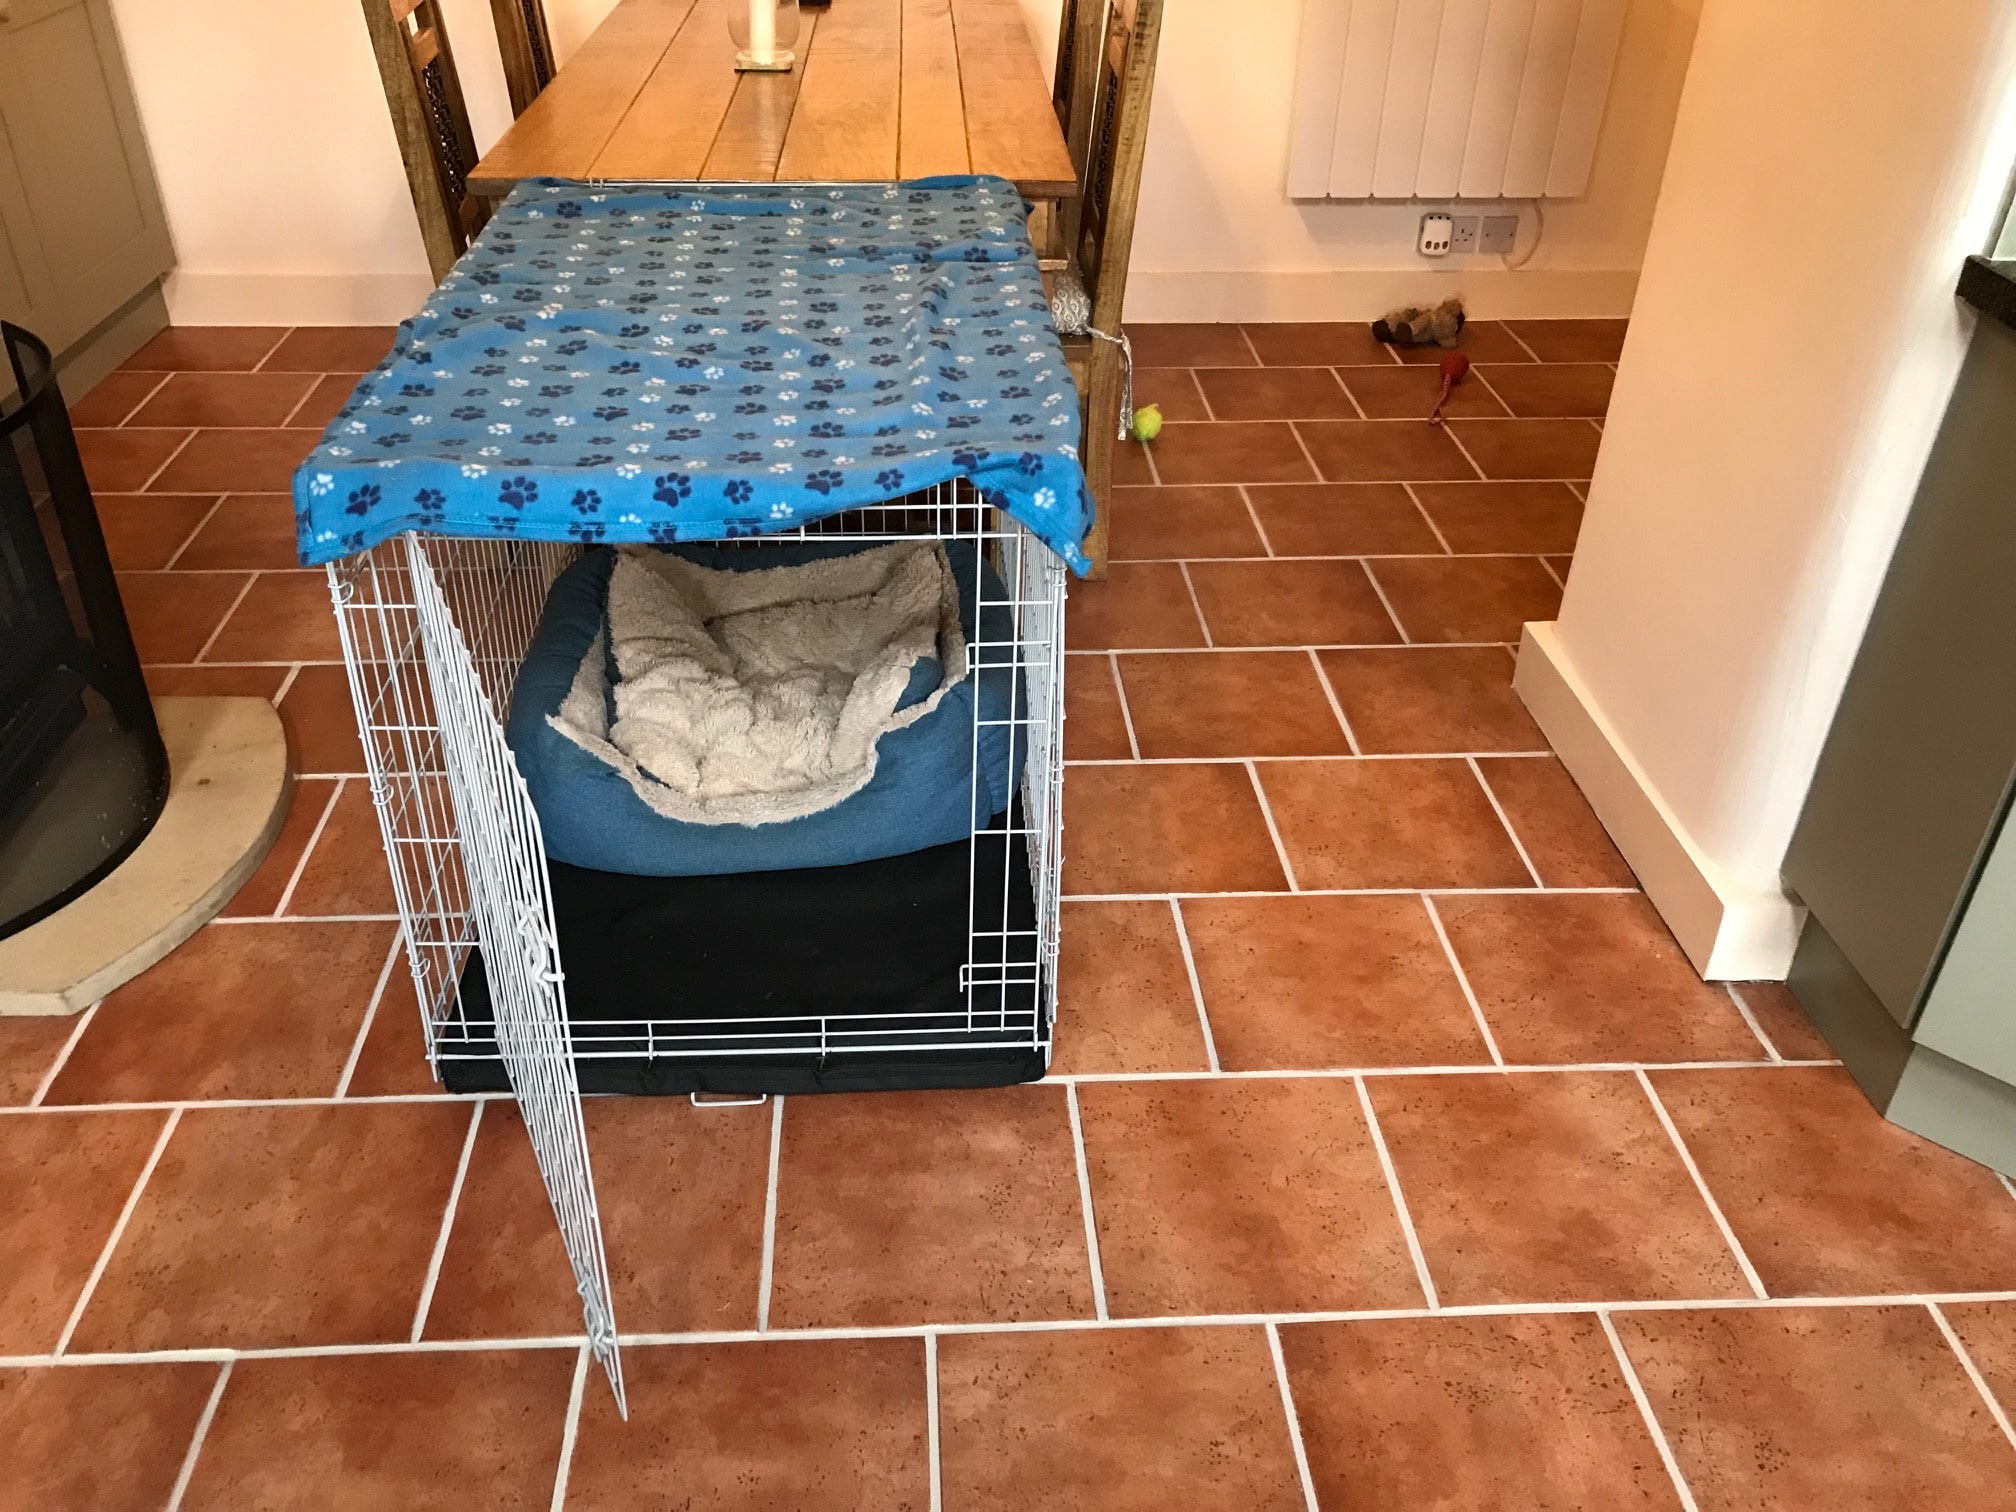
xmin=748 ymin=0 xmax=774 ymax=64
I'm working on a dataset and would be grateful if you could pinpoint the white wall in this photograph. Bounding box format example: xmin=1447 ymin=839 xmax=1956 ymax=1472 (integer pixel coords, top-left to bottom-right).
xmin=1519 ymin=0 xmax=2016 ymax=976
xmin=111 ymin=0 xmax=1696 ymax=326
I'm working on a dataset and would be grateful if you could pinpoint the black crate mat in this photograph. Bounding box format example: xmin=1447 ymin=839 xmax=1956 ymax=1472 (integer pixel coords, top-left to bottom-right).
xmin=437 ymin=816 xmax=1046 ymax=1096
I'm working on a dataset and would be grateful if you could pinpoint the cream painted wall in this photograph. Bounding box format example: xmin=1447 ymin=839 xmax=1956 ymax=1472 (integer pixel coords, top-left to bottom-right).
xmin=1528 ymin=0 xmax=2016 ymax=974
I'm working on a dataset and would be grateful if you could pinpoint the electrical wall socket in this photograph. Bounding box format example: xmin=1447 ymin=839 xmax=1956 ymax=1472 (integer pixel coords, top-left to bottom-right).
xmin=1418 ymin=212 xmax=1453 ymax=257
xmin=1480 ymin=214 xmax=1520 ymax=255
xmin=1449 ymin=215 xmax=1480 ymax=254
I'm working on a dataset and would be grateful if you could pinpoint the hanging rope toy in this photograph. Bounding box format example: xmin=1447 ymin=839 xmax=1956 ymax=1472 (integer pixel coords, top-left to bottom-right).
xmin=1428 ymin=351 xmax=1471 ymax=426
xmin=1048 ymin=267 xmax=1136 ymax=439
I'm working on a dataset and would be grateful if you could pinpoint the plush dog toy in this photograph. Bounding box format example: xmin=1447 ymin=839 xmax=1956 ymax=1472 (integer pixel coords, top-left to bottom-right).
xmin=1373 ymin=295 xmax=1467 ymax=349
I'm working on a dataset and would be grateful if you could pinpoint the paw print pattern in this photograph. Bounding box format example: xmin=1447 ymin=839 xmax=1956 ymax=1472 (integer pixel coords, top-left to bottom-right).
xmin=497 ymin=475 xmax=538 ymax=509
xmin=653 ymin=473 xmax=692 ymax=504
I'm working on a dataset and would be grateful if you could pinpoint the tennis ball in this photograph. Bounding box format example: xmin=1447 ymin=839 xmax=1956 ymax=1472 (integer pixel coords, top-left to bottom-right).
xmin=1132 ymin=404 xmax=1164 ymax=443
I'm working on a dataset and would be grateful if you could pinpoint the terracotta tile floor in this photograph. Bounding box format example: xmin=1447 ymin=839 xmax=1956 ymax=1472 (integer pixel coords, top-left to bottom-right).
xmin=6 ymin=322 xmax=2016 ymax=1508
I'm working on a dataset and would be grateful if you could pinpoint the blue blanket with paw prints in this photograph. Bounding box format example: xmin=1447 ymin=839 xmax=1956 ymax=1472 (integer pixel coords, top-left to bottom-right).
xmin=291 ymin=176 xmax=1091 ymax=572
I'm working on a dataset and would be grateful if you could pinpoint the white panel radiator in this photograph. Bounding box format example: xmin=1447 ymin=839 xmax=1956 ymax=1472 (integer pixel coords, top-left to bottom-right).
xmin=1289 ymin=0 xmax=1627 ymax=200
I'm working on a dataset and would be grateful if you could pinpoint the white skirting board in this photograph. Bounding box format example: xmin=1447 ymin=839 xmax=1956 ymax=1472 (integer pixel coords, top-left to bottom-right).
xmin=1513 ymin=620 xmax=1804 ymax=981
xmin=164 ymin=270 xmax=437 ymax=328
xmin=1122 ymin=267 xmax=1641 ymax=324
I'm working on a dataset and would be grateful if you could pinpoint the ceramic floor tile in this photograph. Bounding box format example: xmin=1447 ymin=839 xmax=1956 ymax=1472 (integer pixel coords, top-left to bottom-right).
xmin=1943 ymin=1301 xmax=2016 ymax=1422
xmin=217 ymin=777 xmax=336 ymax=918
xmin=339 ymin=965 xmax=441 ymax=1097
xmin=1128 ymin=323 xmax=1257 ymax=367
xmin=71 ymin=1100 xmax=471 ymax=1351
xmin=938 ymin=1326 xmax=1307 ymax=1511
xmin=1648 ymin=1066 xmax=2016 ymax=1296
xmin=1254 ymin=758 xmax=1531 ymax=890
xmin=74 ymin=427 xmax=191 ymax=491
xmin=1192 ymin=366 xmax=1356 ymax=421
xmin=1476 ymin=755 xmax=1636 ymax=887
xmin=0 ymin=1110 xmax=170 ymax=1351
xmin=0 ymin=1017 xmax=84 ymax=1105
xmin=1244 ymin=482 xmax=1445 ymax=556
xmin=0 ymin=1362 xmax=223 ymax=1512
xmin=143 ymin=663 xmax=289 ymax=700
xmin=1728 ymin=982 xmax=1835 ymax=1061
xmin=283 ymin=778 xmax=398 ymax=916
xmin=204 ymin=570 xmax=342 ymax=662
xmin=1391 ymin=321 xmax=1536 ymax=364
xmin=66 ymin=369 xmax=168 ymax=426
xmin=1063 ymin=654 xmax=1135 ymax=759
xmin=1295 ymin=419 xmax=1478 ymax=482
xmin=1052 ymin=900 xmax=1211 ymax=1075
xmin=1317 ymin=646 xmax=1542 ymax=753
xmin=767 ymin=1086 xmax=1093 ymax=1328
xmin=1117 ymin=650 xmax=1350 ymax=758
xmin=1064 ymin=561 xmax=1206 ymax=650
xmin=1436 ymin=894 xmax=1765 ymax=1063
xmin=1133 ymin=367 xmax=1210 ymax=421
xmin=1280 ymin=1313 xmax=1685 ymax=1511
xmin=1241 ymin=322 xmax=1394 ymax=366
xmin=151 ymin=429 xmax=322 ymax=493
xmin=1183 ymin=895 xmax=1490 ymax=1070
xmin=1078 ymin=1077 xmax=1424 ymax=1315
xmin=121 ymin=326 xmax=288 ymax=372
xmin=1410 ymin=480 xmax=1585 ymax=554
xmin=259 ymin=325 xmax=399 ymax=373
xmin=46 ymin=920 xmax=391 ymax=1104
xmin=1504 ymin=319 xmax=1628 ymax=363
xmin=1062 ymin=762 xmax=1287 ymax=895
xmin=1367 ymin=556 xmax=1563 ymax=643
xmin=127 ymin=372 xmax=318 ymax=429
xmin=565 ymin=1337 xmax=930 ymax=1511
xmin=1144 ymin=422 xmax=1319 ymax=485
xmin=173 ymin=493 xmax=304 ymax=570
xmin=1477 ymin=362 xmax=1617 ymax=417
xmin=1339 ymin=364 xmax=1509 ymax=420
xmin=1186 ymin=558 xmax=1400 ymax=646
xmin=288 ymin=373 xmax=362 ymax=429
xmin=1612 ymin=1306 xmax=2016 ymax=1512
xmin=182 ymin=1349 xmax=572 ymax=1511
xmin=277 ymin=662 xmax=367 ymax=772
xmin=1446 ymin=417 xmax=1603 ymax=480
xmin=115 ymin=570 xmax=251 ymax=664
xmin=93 ymin=494 xmax=214 ymax=570
xmin=1366 ymin=1072 xmax=1753 ymax=1304
xmin=1107 ymin=484 xmax=1265 ymax=560
xmin=423 ymin=1098 xmax=771 ymax=1338
xmin=1112 ymin=435 xmax=1156 ymax=483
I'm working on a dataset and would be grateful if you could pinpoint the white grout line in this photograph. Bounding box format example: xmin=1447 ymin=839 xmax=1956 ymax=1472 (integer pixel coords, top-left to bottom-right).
xmin=1929 ymin=1302 xmax=2016 ymax=1452
xmin=1284 ymin=421 xmax=1329 ymax=486
xmin=1502 ymin=325 xmax=1546 ymax=364
xmin=1357 ymin=560 xmax=1412 ymax=644
xmin=332 ymin=936 xmax=404 ymax=1098
xmin=1176 ymin=560 xmax=1214 ymax=647
xmin=1634 ymin=1070 xmax=1768 ymax=1299
xmin=1266 ymin=1321 xmax=1322 ymax=1512
xmin=1169 ymin=900 xmax=1222 ymax=1073
xmin=110 ymin=371 xmax=176 ymax=425
xmin=1538 ymin=555 xmax=1568 ymax=590
xmin=1399 ymin=482 xmax=1457 ymax=555
xmin=1354 ymin=1076 xmax=1440 ymax=1308
xmin=1466 ymin=755 xmax=1543 ymax=889
xmin=1245 ymin=760 xmax=1300 ymax=892
xmin=1087 ymin=550 xmax=1577 ymax=564
xmin=1999 ymin=1172 xmax=2016 ymax=1208
xmin=55 ymin=1107 xmax=181 ymax=1355
xmin=1420 ymin=895 xmax=1505 ymax=1067
xmin=1188 ymin=369 xmax=1218 ymax=424
xmin=1238 ymin=485 xmax=1277 ymax=556
xmin=271 ymin=661 xmax=305 ymax=706
xmin=163 ymin=1358 xmax=233 ymax=1512
xmin=1331 ymin=364 xmax=1370 ymax=420
xmin=136 ymin=428 xmax=201 ymax=492
xmin=270 ymin=777 xmax=344 ymax=919
xmin=925 ymin=1331 xmax=945 ymax=1512
xmin=1236 ymin=326 xmax=1268 ymax=366
xmin=1722 ymin=986 xmax=1783 ymax=1062
xmin=1599 ymin=1310 xmax=1700 ymax=1512
xmin=549 ymin=1343 xmax=589 ymax=1512
xmin=1067 ymin=752 xmax=1558 ymax=765
xmin=1137 ymin=431 xmax=1162 ymax=486
xmin=1067 ymin=640 xmax=1519 ymax=654
xmin=1065 ymin=1083 xmax=1111 ymax=1321
xmin=28 ymin=1004 xmax=99 ymax=1107
xmin=161 ymin=494 xmax=228 ymax=571
xmin=1465 ymin=367 xmax=1514 ymax=419
xmin=409 ymin=1100 xmax=484 ymax=1342
xmin=756 ymin=1094 xmax=785 ymax=1331
xmin=1437 ymin=424 xmax=1489 ymax=484
xmin=189 ymin=571 xmax=261 ymax=664
xmin=1306 ymin=648 xmax=1361 ymax=755
xmin=208 ymin=912 xmax=401 ymax=925
xmin=1108 ymin=652 xmax=1141 ymax=760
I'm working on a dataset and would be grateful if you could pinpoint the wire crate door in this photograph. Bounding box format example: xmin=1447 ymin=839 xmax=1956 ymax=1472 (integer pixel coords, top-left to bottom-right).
xmin=405 ymin=536 xmax=627 ymax=1417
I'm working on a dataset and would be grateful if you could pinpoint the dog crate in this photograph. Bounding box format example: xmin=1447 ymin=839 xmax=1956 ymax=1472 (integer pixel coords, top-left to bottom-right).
xmin=325 ymin=480 xmax=1067 ymax=1410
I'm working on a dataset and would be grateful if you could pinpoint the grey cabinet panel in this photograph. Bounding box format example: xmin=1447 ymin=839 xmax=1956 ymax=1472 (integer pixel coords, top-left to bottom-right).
xmin=1917 ymin=796 xmax=2016 ymax=1085
xmin=0 ymin=0 xmax=171 ymax=353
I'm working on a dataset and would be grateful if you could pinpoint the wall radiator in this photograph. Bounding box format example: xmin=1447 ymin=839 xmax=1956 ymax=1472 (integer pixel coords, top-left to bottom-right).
xmin=1288 ymin=0 xmax=1628 ymax=200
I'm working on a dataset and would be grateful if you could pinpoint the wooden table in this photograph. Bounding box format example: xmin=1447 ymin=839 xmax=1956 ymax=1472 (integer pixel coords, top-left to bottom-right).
xmin=468 ymin=0 xmax=1077 ymax=199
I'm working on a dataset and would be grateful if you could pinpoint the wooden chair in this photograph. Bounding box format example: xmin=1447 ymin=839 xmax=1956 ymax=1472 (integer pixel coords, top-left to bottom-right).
xmin=490 ymin=0 xmax=557 ymax=117
xmin=1056 ymin=0 xmax=1162 ymax=576
xmin=1044 ymin=0 xmax=1108 ymax=264
xmin=361 ymin=0 xmax=490 ymax=285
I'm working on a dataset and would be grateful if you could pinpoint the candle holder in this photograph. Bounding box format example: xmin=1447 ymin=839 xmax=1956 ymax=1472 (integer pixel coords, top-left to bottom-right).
xmin=730 ymin=0 xmax=801 ymax=71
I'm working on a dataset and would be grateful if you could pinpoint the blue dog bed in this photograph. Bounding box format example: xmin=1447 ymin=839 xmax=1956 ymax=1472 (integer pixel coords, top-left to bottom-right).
xmin=506 ymin=538 xmax=1023 ymax=876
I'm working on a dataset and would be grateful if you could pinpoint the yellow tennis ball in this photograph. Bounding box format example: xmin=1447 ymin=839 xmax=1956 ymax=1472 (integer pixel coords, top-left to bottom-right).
xmin=1132 ymin=404 xmax=1164 ymax=442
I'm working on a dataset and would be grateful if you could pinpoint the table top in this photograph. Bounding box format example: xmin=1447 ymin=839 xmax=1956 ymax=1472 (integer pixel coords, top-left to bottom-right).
xmin=469 ymin=0 xmax=1078 ymax=199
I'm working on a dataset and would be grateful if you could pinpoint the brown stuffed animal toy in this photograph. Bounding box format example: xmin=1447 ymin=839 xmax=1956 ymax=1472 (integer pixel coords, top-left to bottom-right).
xmin=1373 ymin=295 xmax=1466 ymax=349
